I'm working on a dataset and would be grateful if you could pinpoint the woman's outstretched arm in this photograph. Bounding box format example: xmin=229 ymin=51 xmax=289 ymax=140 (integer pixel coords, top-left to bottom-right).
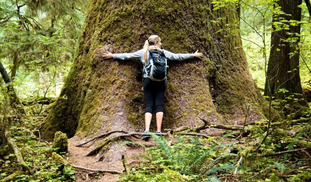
xmin=103 ymin=50 xmax=143 ymax=61
xmin=164 ymin=50 xmax=203 ymax=61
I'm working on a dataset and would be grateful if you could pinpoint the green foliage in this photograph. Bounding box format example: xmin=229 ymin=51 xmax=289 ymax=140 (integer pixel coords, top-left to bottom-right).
xmin=289 ymin=168 xmax=311 ymax=182
xmin=120 ymin=134 xmax=238 ymax=181
xmin=0 ymin=0 xmax=86 ymax=100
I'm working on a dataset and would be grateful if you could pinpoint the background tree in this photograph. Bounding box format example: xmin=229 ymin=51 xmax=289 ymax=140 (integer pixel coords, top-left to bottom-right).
xmin=264 ymin=0 xmax=305 ymax=101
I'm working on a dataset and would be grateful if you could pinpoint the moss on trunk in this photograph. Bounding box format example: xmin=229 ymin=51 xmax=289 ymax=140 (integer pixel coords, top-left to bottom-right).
xmin=41 ymin=0 xmax=268 ymax=139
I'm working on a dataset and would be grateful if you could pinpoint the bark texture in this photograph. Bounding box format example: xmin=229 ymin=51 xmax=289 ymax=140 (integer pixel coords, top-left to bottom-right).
xmin=41 ymin=0 xmax=268 ymax=139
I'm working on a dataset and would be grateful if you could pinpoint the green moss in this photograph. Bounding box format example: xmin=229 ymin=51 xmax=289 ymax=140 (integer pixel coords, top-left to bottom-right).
xmin=52 ymin=131 xmax=68 ymax=154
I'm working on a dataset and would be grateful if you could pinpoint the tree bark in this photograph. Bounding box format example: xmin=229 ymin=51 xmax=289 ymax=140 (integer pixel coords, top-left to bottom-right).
xmin=264 ymin=0 xmax=304 ymax=98
xmin=41 ymin=0 xmax=270 ymax=139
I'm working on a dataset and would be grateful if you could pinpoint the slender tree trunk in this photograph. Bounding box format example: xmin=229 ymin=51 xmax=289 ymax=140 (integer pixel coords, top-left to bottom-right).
xmin=265 ymin=0 xmax=304 ymax=98
xmin=41 ymin=0 xmax=271 ymax=139
xmin=0 ymin=61 xmax=25 ymax=115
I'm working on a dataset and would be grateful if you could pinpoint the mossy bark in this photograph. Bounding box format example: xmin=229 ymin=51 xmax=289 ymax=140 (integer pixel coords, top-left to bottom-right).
xmin=41 ymin=0 xmax=268 ymax=139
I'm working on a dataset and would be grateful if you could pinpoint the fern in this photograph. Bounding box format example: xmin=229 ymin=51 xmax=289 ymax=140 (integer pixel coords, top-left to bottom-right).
xmin=206 ymin=153 xmax=238 ymax=169
xmin=150 ymin=133 xmax=172 ymax=161
xmin=207 ymin=176 xmax=222 ymax=182
xmin=123 ymin=133 xmax=240 ymax=181
xmin=205 ymin=164 xmax=235 ymax=176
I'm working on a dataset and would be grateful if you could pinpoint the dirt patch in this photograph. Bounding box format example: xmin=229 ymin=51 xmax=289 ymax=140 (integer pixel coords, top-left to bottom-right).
xmin=68 ymin=135 xmax=157 ymax=182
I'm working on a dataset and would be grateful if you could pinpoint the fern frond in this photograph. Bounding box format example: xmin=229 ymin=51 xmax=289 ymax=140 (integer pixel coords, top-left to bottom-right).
xmin=206 ymin=153 xmax=238 ymax=169
xmin=205 ymin=164 xmax=235 ymax=176
xmin=150 ymin=133 xmax=172 ymax=161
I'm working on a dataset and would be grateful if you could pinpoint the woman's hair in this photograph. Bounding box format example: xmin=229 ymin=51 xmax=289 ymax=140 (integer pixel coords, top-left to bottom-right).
xmin=144 ymin=35 xmax=160 ymax=63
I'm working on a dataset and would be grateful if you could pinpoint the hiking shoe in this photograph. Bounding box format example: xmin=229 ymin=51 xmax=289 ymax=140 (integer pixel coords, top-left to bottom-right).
xmin=142 ymin=131 xmax=151 ymax=141
xmin=155 ymin=132 xmax=163 ymax=135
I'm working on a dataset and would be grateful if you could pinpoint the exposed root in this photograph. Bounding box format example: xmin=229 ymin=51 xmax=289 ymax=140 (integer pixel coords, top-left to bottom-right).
xmin=79 ymin=119 xmax=251 ymax=156
xmin=76 ymin=130 xmax=128 ymax=147
xmin=72 ymin=165 xmax=122 ymax=174
xmin=86 ymin=132 xmax=148 ymax=156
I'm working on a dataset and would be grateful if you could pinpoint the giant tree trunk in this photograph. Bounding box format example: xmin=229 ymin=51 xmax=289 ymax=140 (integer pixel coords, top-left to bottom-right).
xmin=264 ymin=0 xmax=303 ymax=98
xmin=41 ymin=0 xmax=268 ymax=139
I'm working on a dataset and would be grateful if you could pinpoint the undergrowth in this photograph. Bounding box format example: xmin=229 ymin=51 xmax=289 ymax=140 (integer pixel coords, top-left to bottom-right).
xmin=120 ymin=114 xmax=311 ymax=182
xmin=0 ymin=105 xmax=76 ymax=182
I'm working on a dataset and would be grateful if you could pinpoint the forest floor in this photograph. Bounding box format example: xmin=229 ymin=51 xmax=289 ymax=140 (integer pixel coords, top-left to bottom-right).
xmin=1 ymin=103 xmax=311 ymax=182
xmin=67 ymin=128 xmax=233 ymax=182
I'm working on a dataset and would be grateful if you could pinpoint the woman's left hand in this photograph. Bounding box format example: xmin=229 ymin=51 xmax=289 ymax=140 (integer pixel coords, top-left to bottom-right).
xmin=194 ymin=50 xmax=203 ymax=59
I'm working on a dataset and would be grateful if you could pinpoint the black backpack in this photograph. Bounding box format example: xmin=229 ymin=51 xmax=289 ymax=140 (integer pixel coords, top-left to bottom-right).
xmin=144 ymin=49 xmax=168 ymax=81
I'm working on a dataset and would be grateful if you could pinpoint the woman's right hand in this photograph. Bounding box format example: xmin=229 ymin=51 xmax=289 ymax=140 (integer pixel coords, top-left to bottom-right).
xmin=103 ymin=52 xmax=113 ymax=59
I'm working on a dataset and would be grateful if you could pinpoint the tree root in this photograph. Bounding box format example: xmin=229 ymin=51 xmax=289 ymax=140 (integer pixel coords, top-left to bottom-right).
xmin=80 ymin=119 xmax=249 ymax=156
xmin=76 ymin=130 xmax=128 ymax=147
xmin=72 ymin=165 xmax=122 ymax=174
xmin=86 ymin=132 xmax=147 ymax=156
xmin=79 ymin=119 xmax=245 ymax=148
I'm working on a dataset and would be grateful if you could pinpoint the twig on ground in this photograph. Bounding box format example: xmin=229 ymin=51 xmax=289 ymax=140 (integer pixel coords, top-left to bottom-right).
xmin=259 ymin=148 xmax=308 ymax=157
xmin=234 ymin=156 xmax=243 ymax=175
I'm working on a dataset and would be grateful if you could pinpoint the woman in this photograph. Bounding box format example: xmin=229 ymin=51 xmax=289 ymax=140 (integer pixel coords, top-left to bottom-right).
xmin=103 ymin=35 xmax=203 ymax=141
